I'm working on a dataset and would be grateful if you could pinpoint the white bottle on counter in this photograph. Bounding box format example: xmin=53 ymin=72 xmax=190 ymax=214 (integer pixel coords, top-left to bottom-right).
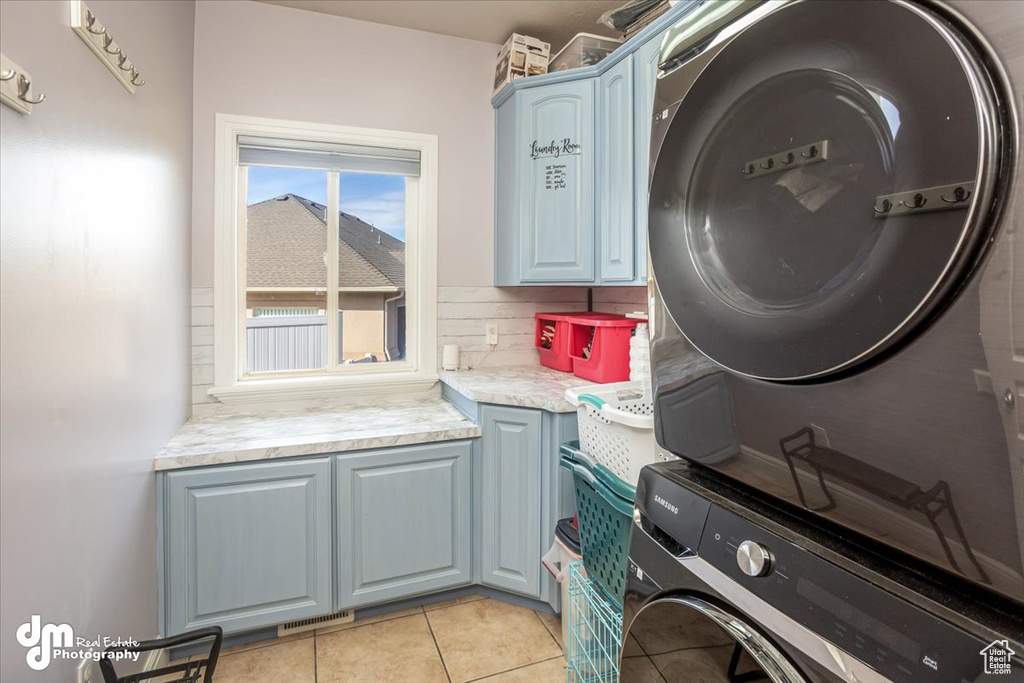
xmin=630 ymin=323 xmax=651 ymax=384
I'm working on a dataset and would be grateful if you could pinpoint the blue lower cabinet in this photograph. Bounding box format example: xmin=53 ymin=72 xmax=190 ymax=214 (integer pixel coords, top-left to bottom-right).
xmin=335 ymin=442 xmax=473 ymax=608
xmin=480 ymin=405 xmax=543 ymax=598
xmin=163 ymin=459 xmax=333 ymax=636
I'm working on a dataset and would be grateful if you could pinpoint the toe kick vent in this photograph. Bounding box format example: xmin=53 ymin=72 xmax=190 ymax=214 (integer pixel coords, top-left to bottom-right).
xmin=278 ymin=610 xmax=354 ymax=637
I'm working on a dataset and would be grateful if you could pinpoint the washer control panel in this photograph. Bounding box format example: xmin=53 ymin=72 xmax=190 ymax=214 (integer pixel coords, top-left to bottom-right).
xmin=698 ymin=504 xmax=1006 ymax=683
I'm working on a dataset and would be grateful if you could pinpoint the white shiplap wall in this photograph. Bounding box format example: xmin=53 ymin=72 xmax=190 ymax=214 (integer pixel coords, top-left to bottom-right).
xmin=190 ymin=285 xmax=649 ymax=415
xmin=436 ymin=286 xmax=648 ymax=370
xmin=191 ymin=287 xmax=216 ymax=414
xmin=436 ymin=286 xmax=587 ymax=370
xmin=592 ymin=286 xmax=650 ymax=317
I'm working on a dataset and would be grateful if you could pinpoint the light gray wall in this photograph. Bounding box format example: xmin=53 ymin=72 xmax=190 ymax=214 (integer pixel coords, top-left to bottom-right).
xmin=0 ymin=1 xmax=194 ymax=680
xmin=191 ymin=0 xmax=500 ymax=288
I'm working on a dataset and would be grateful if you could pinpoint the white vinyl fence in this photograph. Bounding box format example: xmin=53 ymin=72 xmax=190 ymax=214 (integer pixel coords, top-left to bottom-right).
xmin=245 ymin=313 xmax=342 ymax=372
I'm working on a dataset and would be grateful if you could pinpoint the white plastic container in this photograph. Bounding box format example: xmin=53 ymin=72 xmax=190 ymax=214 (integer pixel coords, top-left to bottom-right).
xmin=566 ymin=381 xmax=670 ymax=485
xmin=549 ymin=33 xmax=623 ymax=72
xmin=542 ymin=536 xmax=583 ymax=651
xmin=629 ymin=323 xmax=651 ymax=383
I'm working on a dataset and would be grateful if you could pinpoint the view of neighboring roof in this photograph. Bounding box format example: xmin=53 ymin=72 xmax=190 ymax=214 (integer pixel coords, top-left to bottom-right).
xmin=246 ymin=194 xmax=405 ymax=290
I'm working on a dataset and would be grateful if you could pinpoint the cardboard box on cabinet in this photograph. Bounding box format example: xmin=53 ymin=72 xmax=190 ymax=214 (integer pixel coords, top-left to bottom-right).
xmin=494 ymin=33 xmax=551 ymax=95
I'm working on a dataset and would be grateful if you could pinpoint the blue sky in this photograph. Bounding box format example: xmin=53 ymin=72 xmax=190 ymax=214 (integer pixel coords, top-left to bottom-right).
xmin=247 ymin=167 xmax=407 ymax=241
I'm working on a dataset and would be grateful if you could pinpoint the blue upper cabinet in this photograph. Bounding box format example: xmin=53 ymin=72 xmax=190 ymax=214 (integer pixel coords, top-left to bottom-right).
xmin=493 ymin=15 xmax=685 ymax=286
xmin=513 ymin=80 xmax=596 ymax=284
xmin=633 ymin=30 xmax=668 ymax=284
xmin=598 ymin=55 xmax=635 ymax=283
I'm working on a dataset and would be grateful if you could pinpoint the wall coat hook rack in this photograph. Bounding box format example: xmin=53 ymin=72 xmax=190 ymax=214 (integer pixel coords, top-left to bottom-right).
xmin=70 ymin=0 xmax=145 ymax=94
xmin=0 ymin=53 xmax=45 ymax=115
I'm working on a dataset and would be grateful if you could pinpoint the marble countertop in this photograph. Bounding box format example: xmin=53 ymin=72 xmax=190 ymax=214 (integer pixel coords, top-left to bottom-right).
xmin=439 ymin=365 xmax=596 ymax=413
xmin=156 ymin=397 xmax=481 ymax=471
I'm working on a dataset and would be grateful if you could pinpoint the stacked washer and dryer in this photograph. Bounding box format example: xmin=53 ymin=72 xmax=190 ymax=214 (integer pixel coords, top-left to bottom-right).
xmin=628 ymin=1 xmax=1024 ymax=681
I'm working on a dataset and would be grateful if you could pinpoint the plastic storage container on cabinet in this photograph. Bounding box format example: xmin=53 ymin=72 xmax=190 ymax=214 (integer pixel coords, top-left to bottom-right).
xmin=550 ymin=33 xmax=623 ymax=72
xmin=568 ymin=315 xmax=643 ymax=383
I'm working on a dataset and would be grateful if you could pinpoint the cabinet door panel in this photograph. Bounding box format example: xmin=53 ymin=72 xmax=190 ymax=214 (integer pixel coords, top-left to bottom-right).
xmin=165 ymin=459 xmax=332 ymax=635
xmin=481 ymin=406 xmax=543 ymax=597
xmin=634 ymin=32 xmax=667 ymax=284
xmin=599 ymin=56 xmax=635 ymax=282
xmin=336 ymin=442 xmax=472 ymax=607
xmin=518 ymin=81 xmax=595 ymax=282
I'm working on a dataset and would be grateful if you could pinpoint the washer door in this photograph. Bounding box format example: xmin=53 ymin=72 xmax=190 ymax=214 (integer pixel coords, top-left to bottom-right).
xmin=648 ymin=0 xmax=1005 ymax=381
xmin=623 ymin=596 xmax=808 ymax=682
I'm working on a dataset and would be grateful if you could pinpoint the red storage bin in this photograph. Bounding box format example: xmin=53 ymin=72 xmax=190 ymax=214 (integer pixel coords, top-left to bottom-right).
xmin=568 ymin=315 xmax=644 ymax=383
xmin=535 ymin=312 xmax=576 ymax=371
xmin=535 ymin=312 xmax=623 ymax=372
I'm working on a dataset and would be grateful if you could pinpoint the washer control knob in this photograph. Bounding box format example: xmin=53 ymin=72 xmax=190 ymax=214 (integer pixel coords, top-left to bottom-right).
xmin=736 ymin=540 xmax=772 ymax=577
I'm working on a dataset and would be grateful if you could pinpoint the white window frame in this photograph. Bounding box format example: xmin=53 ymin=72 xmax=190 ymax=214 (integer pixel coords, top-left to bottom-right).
xmin=210 ymin=113 xmax=438 ymax=404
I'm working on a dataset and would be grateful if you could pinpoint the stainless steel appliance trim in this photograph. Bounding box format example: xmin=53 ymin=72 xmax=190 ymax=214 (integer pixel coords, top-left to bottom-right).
xmin=658 ymin=1 xmax=785 ymax=79
xmin=680 ymin=555 xmax=894 ymax=683
xmin=650 ymin=595 xmax=808 ymax=683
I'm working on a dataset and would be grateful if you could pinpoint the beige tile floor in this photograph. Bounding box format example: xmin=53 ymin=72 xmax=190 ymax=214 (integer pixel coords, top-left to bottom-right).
xmin=621 ymin=635 xmax=762 ymax=683
xmin=174 ymin=595 xmax=567 ymax=683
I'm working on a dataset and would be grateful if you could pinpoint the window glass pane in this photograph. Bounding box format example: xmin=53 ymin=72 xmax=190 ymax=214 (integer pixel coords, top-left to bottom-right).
xmin=245 ymin=166 xmax=328 ymax=372
xmin=337 ymin=172 xmax=407 ymax=364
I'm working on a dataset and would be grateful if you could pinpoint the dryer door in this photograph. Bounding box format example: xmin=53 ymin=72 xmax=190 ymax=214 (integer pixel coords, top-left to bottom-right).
xmin=623 ymin=596 xmax=810 ymax=682
xmin=648 ymin=0 xmax=1007 ymax=381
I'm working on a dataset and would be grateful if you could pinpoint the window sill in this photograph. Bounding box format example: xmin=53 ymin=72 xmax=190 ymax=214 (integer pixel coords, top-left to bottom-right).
xmin=208 ymin=371 xmax=439 ymax=405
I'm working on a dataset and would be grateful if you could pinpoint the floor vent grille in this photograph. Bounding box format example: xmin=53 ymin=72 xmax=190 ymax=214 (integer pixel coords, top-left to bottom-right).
xmin=278 ymin=610 xmax=354 ymax=637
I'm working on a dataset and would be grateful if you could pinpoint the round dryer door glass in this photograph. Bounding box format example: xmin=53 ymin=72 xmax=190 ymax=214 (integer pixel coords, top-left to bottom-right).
xmin=648 ymin=0 xmax=1005 ymax=381
xmin=624 ymin=598 xmax=807 ymax=682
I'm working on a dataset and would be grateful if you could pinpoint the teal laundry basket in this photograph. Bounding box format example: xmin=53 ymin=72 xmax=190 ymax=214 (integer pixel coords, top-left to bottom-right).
xmin=560 ymin=442 xmax=636 ymax=609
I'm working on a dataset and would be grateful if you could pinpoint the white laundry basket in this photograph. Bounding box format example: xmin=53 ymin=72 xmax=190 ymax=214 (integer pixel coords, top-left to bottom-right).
xmin=566 ymin=381 xmax=671 ymax=485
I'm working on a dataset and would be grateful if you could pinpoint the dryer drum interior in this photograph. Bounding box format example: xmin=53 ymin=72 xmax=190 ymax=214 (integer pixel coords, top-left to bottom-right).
xmin=648 ymin=0 xmax=1008 ymax=382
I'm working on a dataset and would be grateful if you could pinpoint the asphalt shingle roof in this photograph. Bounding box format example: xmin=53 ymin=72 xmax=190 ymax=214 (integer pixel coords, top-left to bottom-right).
xmin=246 ymin=194 xmax=405 ymax=289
